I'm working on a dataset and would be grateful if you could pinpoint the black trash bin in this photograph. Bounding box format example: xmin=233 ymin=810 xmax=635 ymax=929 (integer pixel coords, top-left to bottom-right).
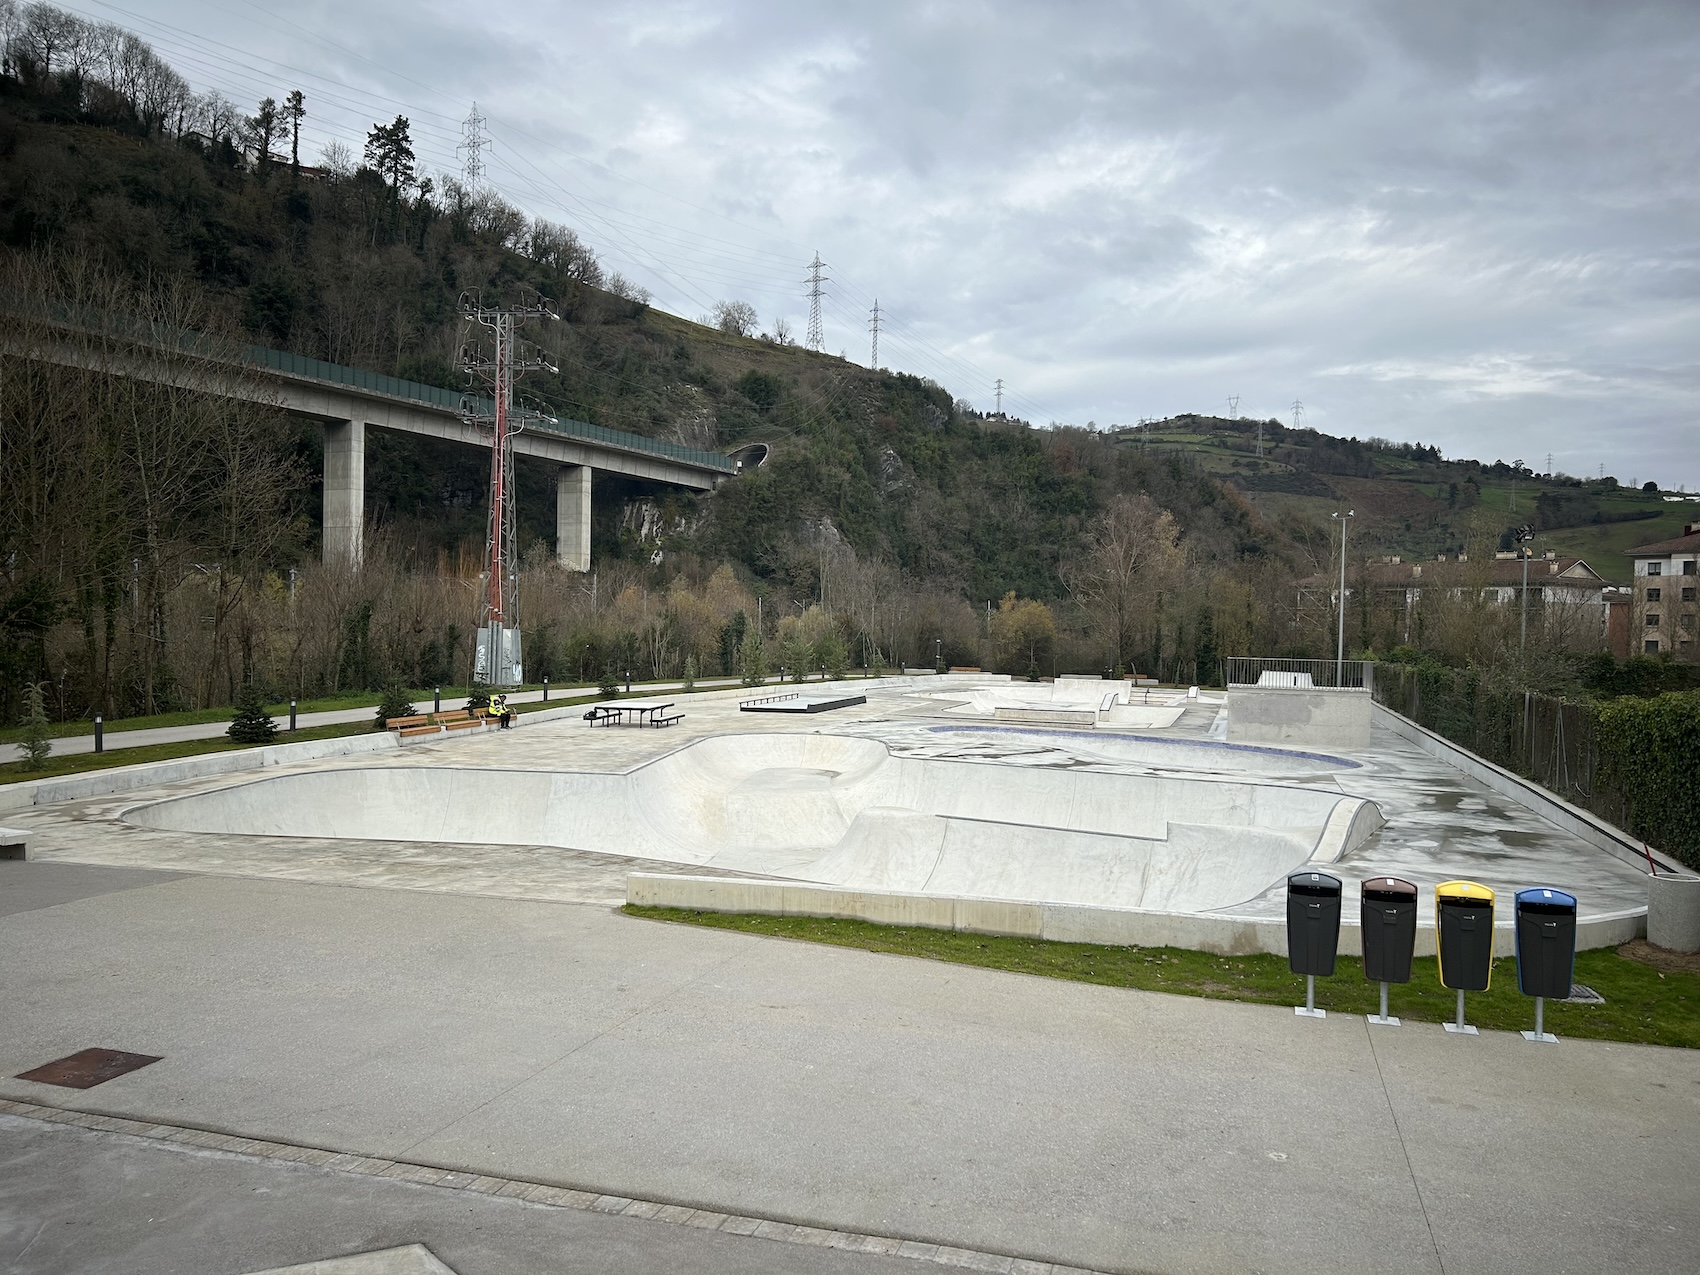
xmin=1287 ymin=870 xmax=1342 ymax=1018
xmin=1435 ymin=880 xmax=1495 ymax=1034
xmin=1516 ymin=887 xmax=1577 ymax=1043
xmin=1360 ymin=876 xmax=1417 ymax=1025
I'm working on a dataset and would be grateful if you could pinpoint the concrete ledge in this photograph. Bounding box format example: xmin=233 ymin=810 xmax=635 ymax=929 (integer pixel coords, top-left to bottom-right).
xmin=625 ymin=874 xmax=1642 ymax=957
xmin=1226 ymin=687 xmax=1372 ymax=749
xmin=0 ymin=825 xmax=31 ymax=859
xmin=1369 ymin=702 xmax=1680 ymax=875
xmin=992 ymin=707 xmax=1097 ymax=726
xmin=0 ymin=731 xmax=404 ymax=812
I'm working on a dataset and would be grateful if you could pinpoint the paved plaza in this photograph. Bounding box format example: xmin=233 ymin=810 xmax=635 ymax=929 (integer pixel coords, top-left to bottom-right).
xmin=2 ymin=680 xmax=1696 ymax=1273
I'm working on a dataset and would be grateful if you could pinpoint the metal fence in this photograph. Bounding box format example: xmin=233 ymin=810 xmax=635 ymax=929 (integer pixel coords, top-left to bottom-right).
xmin=1225 ymin=657 xmax=1374 ymax=691
xmin=1371 ymin=663 xmax=1629 ymax=832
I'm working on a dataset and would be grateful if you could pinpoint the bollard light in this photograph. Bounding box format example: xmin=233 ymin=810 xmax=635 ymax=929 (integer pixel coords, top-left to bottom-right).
xmin=434 ymin=686 xmax=441 ymax=713
xmin=289 ymin=698 xmax=297 ymax=731
xmin=94 ymin=714 xmax=103 ymax=754
xmin=543 ymin=676 xmax=549 ymax=702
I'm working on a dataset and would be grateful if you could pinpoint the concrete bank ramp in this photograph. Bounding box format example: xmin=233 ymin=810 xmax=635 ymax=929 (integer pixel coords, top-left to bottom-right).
xmin=126 ymin=733 xmax=1381 ymax=914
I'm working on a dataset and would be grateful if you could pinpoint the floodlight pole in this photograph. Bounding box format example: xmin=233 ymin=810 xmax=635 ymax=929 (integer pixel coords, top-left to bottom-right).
xmin=1332 ymin=510 xmax=1354 ymax=685
xmin=1515 ymin=524 xmax=1535 ymax=651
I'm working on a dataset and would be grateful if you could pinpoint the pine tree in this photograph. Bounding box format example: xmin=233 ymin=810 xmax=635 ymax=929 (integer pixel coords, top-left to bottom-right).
xmin=228 ymin=683 xmax=279 ymax=744
xmin=682 ymin=653 xmax=697 ymax=692
xmin=16 ymin=682 xmax=51 ymax=770
xmin=375 ymin=680 xmax=415 ymax=729
xmin=598 ymin=664 xmax=619 ymax=700
xmin=740 ymin=631 xmax=768 ymax=687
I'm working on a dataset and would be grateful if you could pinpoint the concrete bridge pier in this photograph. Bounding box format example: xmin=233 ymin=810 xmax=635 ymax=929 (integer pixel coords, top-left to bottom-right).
xmin=557 ymin=464 xmax=591 ymax=571
xmin=323 ymin=418 xmax=365 ymax=566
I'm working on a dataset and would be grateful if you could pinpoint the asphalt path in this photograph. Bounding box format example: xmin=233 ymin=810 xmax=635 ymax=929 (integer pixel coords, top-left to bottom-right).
xmin=2 ymin=862 xmax=1696 ymax=1273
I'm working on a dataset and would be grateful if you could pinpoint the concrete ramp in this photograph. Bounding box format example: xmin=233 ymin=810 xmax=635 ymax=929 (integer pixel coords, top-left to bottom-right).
xmin=126 ymin=733 xmax=1380 ymax=917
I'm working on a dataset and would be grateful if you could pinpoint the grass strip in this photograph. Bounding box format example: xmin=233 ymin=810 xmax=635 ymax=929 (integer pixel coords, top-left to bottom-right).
xmin=624 ymin=906 xmax=1700 ymax=1050
xmin=0 ymin=722 xmax=372 ymax=784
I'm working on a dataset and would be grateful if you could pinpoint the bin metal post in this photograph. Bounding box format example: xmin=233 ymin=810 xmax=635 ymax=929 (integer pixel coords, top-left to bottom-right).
xmin=1436 ymin=880 xmax=1495 ymax=1036
xmin=1286 ymin=870 xmax=1342 ymax=1019
xmin=1516 ymin=887 xmax=1576 ymax=1044
xmin=1361 ymin=876 xmax=1417 ymax=1027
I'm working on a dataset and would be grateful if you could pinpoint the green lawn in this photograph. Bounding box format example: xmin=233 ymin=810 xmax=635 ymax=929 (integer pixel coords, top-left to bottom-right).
xmin=1540 ymin=511 xmax=1697 ymax=583
xmin=625 ymin=907 xmax=1700 ymax=1049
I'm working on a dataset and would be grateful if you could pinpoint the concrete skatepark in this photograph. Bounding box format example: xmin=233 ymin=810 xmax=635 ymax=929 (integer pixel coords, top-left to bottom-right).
xmin=2 ymin=673 xmax=1695 ymax=1273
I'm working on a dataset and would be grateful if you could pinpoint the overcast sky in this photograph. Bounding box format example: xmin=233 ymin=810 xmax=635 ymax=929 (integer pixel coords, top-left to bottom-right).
xmin=92 ymin=0 xmax=1699 ymax=486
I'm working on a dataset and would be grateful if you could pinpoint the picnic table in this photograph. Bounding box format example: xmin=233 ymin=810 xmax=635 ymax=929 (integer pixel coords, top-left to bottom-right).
xmin=584 ymin=699 xmax=683 ymax=727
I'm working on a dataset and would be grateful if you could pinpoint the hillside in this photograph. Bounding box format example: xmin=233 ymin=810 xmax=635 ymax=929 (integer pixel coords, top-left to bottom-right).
xmin=1117 ymin=416 xmax=1694 ymax=582
xmin=1 ymin=15 xmax=1689 ymax=721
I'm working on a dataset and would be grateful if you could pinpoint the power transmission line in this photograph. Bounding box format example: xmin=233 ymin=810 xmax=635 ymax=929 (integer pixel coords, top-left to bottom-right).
xmin=869 ymin=298 xmax=881 ymax=370
xmin=995 ymin=378 xmax=1005 ymax=416
xmin=1291 ymin=399 xmax=1304 ymax=430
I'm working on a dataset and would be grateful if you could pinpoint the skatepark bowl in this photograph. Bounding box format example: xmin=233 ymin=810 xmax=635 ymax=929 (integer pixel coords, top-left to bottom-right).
xmin=125 ymin=733 xmax=1385 ymax=914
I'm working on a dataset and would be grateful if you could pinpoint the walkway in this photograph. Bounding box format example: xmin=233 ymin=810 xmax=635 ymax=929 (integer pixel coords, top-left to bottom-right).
xmin=2 ymin=861 xmax=1696 ymax=1274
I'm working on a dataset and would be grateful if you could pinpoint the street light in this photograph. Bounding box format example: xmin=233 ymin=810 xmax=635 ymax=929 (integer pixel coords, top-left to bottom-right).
xmin=935 ymin=637 xmax=942 ymax=674
xmin=1515 ymin=524 xmax=1536 ymax=650
xmin=1331 ymin=510 xmax=1355 ymax=685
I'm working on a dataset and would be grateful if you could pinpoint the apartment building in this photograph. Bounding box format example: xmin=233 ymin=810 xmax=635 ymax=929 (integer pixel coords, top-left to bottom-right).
xmin=1626 ymin=523 xmax=1700 ymax=660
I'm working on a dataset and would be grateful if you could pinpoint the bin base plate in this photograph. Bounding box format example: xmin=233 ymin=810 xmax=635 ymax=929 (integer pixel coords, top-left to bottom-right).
xmin=1366 ymin=1014 xmax=1401 ymax=1026
xmin=1294 ymin=1007 xmax=1326 ymax=1019
xmin=1520 ymin=1030 xmax=1558 ymax=1043
xmin=1443 ymin=1022 xmax=1479 ymax=1035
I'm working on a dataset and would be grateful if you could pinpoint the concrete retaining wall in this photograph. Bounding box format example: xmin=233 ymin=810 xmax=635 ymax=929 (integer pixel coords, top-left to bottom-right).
xmin=1226 ymin=688 xmax=1372 ymax=749
xmin=626 ymin=873 xmax=1643 ymax=957
xmin=0 ymin=730 xmax=405 ymax=812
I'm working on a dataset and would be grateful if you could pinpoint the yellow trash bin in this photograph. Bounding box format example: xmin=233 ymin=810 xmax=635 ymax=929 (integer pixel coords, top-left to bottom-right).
xmin=1436 ymin=880 xmax=1495 ymax=1035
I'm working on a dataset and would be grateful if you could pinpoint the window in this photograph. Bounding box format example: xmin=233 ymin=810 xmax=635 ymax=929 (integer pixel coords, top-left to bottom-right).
xmin=1685 ymin=560 xmax=1697 ymax=575
xmin=1645 ymin=639 xmax=1661 ymax=653
xmin=1648 ymin=587 xmax=1662 ymax=602
xmin=1647 ymin=562 xmax=1663 ymax=576
xmin=1684 ymin=589 xmax=1698 ymax=602
xmin=1647 ymin=613 xmax=1660 ymax=627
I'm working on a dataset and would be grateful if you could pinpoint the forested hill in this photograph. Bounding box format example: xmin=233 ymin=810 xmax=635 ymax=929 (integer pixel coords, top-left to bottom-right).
xmin=0 ymin=67 xmax=1278 ymax=605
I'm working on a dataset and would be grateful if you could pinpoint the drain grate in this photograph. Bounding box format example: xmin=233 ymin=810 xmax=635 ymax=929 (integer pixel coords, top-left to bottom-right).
xmin=1564 ymin=983 xmax=1606 ymax=1005
xmin=15 ymin=1048 xmax=162 ymax=1089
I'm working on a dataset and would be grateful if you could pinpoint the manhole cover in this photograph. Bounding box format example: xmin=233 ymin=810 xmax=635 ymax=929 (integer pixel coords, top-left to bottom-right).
xmin=1564 ymin=983 xmax=1605 ymax=1005
xmin=15 ymin=1048 xmax=162 ymax=1089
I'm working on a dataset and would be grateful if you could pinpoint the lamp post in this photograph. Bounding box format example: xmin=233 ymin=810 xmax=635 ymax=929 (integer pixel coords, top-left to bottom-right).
xmin=935 ymin=638 xmax=942 ymax=674
xmin=1331 ymin=510 xmax=1354 ymax=685
xmin=1515 ymin=524 xmax=1535 ymax=650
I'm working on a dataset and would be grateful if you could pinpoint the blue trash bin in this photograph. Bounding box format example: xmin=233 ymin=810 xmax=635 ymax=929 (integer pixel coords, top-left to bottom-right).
xmin=1515 ymin=887 xmax=1577 ymax=1043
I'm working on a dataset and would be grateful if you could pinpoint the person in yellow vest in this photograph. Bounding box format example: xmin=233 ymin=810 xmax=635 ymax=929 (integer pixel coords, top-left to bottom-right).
xmin=493 ymin=694 xmax=512 ymax=729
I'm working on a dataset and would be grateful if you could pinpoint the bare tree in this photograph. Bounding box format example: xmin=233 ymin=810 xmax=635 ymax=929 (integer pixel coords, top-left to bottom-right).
xmin=1062 ymin=493 xmax=1185 ymax=670
xmin=712 ymin=300 xmax=757 ymax=338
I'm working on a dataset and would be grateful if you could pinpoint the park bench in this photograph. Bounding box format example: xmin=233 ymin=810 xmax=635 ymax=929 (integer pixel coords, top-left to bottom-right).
xmin=442 ymin=718 xmax=484 ymax=732
xmin=385 ymin=714 xmax=431 ymax=731
xmin=397 ymin=724 xmax=442 ymax=739
xmin=649 ymin=712 xmax=684 ymax=727
xmin=431 ymin=709 xmax=471 ymax=725
xmin=584 ymin=705 xmax=619 ymax=724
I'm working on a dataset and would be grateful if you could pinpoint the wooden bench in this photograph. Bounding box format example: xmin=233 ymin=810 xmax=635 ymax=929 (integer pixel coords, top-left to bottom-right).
xmin=649 ymin=712 xmax=684 ymax=727
xmin=431 ymin=709 xmax=471 ymax=725
xmin=385 ymin=714 xmax=431 ymax=731
xmin=398 ymin=724 xmax=442 ymax=739
xmin=442 ymin=718 xmax=484 ymax=732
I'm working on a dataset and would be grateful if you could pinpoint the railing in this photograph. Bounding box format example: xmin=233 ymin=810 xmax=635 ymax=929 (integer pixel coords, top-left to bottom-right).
xmin=739 ymin=691 xmax=799 ymax=708
xmin=1225 ymin=657 xmax=1373 ymax=691
xmin=249 ymin=346 xmax=736 ymax=473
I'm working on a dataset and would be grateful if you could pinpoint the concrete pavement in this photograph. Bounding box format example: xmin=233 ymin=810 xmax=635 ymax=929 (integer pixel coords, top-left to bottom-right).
xmin=2 ymin=862 xmax=1696 ymax=1274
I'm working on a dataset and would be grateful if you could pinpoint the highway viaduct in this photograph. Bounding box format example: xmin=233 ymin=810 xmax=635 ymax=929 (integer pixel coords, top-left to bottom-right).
xmin=4 ymin=319 xmax=738 ymax=569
